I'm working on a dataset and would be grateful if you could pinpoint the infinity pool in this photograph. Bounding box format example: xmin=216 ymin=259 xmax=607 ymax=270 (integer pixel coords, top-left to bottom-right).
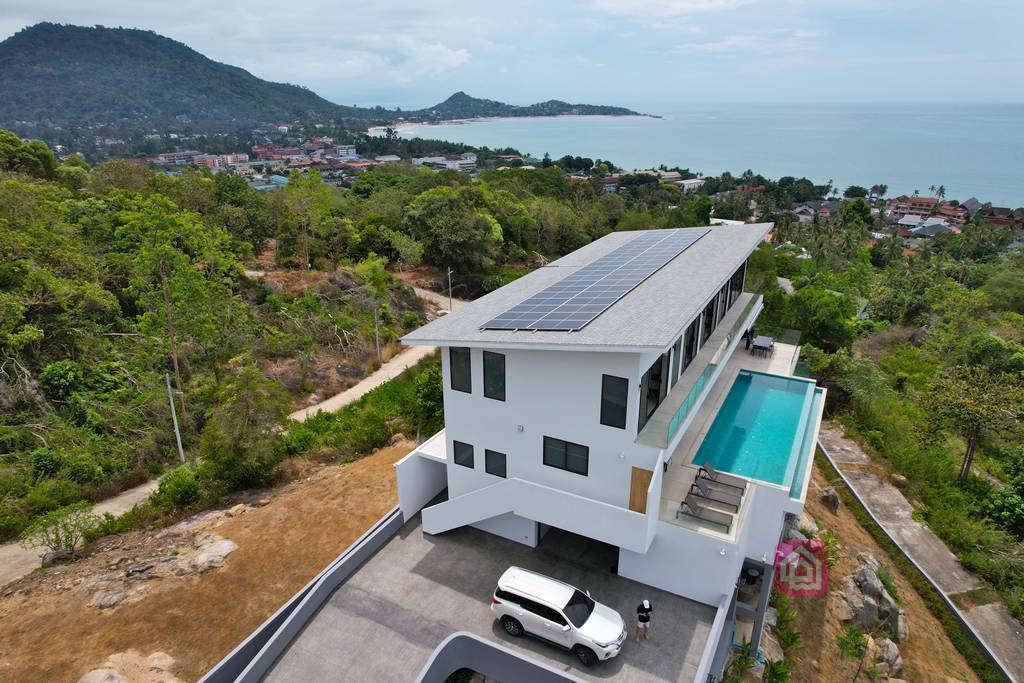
xmin=691 ymin=370 xmax=820 ymax=491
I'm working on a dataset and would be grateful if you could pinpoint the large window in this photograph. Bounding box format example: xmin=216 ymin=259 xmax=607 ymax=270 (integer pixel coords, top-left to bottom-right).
xmin=683 ymin=319 xmax=699 ymax=372
xmin=485 ymin=449 xmax=507 ymax=478
xmin=700 ymin=299 xmax=716 ymax=346
xmin=449 ymin=347 xmax=472 ymax=393
xmin=600 ymin=374 xmax=629 ymax=429
xmin=716 ymin=284 xmax=730 ymax=325
xmin=671 ymin=336 xmax=682 ymax=383
xmin=453 ymin=440 xmax=474 ymax=468
xmin=543 ymin=436 xmax=589 ymax=476
xmin=728 ymin=261 xmax=746 ymax=307
xmin=483 ymin=351 xmax=505 ymax=401
xmin=637 ymin=354 xmax=668 ymax=431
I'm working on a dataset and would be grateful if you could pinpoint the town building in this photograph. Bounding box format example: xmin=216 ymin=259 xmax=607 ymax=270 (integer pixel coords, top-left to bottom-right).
xmin=411 ymin=152 xmax=478 ymax=173
xmin=193 ymin=153 xmax=250 ymax=169
xmin=394 ymin=223 xmax=824 ymax=678
xmin=375 ymin=154 xmax=402 ymax=163
xmin=335 ymin=144 xmax=358 ymax=159
xmin=155 ymin=150 xmax=201 ymax=165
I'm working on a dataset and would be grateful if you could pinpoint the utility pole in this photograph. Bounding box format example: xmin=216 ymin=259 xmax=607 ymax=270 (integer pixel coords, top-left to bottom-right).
xmin=373 ymin=307 xmax=382 ymax=365
xmin=165 ymin=373 xmax=185 ymax=464
xmin=447 ymin=267 xmax=453 ymax=312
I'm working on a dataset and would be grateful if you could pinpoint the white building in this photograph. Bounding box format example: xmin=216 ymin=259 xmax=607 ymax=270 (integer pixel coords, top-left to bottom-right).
xmin=335 ymin=144 xmax=358 ymax=159
xmin=395 ymin=224 xmax=824 ymax=675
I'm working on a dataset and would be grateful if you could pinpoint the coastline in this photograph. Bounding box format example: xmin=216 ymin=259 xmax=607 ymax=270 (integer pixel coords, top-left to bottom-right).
xmin=366 ymin=113 xmax=657 ymax=137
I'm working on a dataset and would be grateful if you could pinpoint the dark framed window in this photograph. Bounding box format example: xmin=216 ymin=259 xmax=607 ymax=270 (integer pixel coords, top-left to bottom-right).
xmin=683 ymin=319 xmax=699 ymax=372
xmin=543 ymin=436 xmax=589 ymax=476
xmin=728 ymin=261 xmax=746 ymax=307
xmin=638 ymin=353 xmax=669 ymax=431
xmin=483 ymin=351 xmax=505 ymax=401
xmin=671 ymin=336 xmax=683 ymax=382
xmin=716 ymin=284 xmax=729 ymax=325
xmin=449 ymin=347 xmax=472 ymax=393
xmin=485 ymin=449 xmax=507 ymax=478
xmin=600 ymin=374 xmax=629 ymax=429
xmin=700 ymin=299 xmax=716 ymax=346
xmin=453 ymin=440 xmax=474 ymax=468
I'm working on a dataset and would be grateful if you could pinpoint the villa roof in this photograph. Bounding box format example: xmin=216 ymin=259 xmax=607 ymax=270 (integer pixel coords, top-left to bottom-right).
xmin=403 ymin=223 xmax=772 ymax=351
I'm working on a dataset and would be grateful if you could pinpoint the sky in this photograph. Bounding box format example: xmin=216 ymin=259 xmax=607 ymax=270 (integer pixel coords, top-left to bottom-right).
xmin=1 ymin=0 xmax=1022 ymax=110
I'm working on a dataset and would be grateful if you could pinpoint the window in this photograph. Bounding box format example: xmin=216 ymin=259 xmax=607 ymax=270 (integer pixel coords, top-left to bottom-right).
xmin=683 ymin=319 xmax=699 ymax=372
xmin=700 ymin=299 xmax=716 ymax=345
xmin=483 ymin=351 xmax=505 ymax=401
xmin=638 ymin=353 xmax=668 ymax=431
xmin=449 ymin=347 xmax=472 ymax=393
xmin=453 ymin=440 xmax=474 ymax=468
xmin=536 ymin=604 xmax=568 ymax=626
xmin=563 ymin=589 xmax=596 ymax=628
xmin=485 ymin=449 xmax=507 ymax=478
xmin=671 ymin=336 xmax=682 ymax=383
xmin=543 ymin=436 xmax=589 ymax=476
xmin=728 ymin=261 xmax=746 ymax=307
xmin=716 ymin=284 xmax=729 ymax=325
xmin=600 ymin=374 xmax=629 ymax=429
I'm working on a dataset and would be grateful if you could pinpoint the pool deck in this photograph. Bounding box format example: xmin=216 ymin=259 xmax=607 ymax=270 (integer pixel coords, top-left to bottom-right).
xmin=660 ymin=342 xmax=800 ymax=526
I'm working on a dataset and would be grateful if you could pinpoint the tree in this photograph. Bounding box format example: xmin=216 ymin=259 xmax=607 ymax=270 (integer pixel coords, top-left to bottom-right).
xmin=89 ymin=158 xmax=154 ymax=193
xmin=0 ymin=130 xmax=58 ymax=179
xmin=923 ymin=365 xmax=1023 ymax=483
xmin=844 ymin=185 xmax=869 ymax=199
xmin=402 ymin=186 xmax=503 ymax=272
xmin=198 ymin=355 xmax=289 ymax=490
xmin=836 ymin=624 xmax=870 ymax=681
xmin=791 ymin=287 xmax=857 ymax=351
xmin=19 ymin=501 xmax=100 ymax=555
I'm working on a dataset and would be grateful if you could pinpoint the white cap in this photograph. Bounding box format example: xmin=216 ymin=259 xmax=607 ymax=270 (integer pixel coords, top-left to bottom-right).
xmin=643 ymin=599 xmax=650 ymax=609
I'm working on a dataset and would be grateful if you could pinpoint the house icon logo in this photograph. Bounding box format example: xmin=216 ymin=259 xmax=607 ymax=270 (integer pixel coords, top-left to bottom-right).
xmin=773 ymin=539 xmax=828 ymax=597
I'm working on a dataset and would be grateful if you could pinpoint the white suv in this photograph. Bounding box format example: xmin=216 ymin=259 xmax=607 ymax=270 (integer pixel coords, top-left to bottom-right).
xmin=491 ymin=566 xmax=626 ymax=666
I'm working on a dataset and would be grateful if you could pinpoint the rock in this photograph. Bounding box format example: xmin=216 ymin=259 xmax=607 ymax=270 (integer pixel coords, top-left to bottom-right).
xmin=759 ymin=627 xmax=784 ymax=663
xmin=811 ymin=659 xmax=820 ymax=671
xmin=306 ymin=393 xmax=320 ymax=406
xmin=91 ymin=590 xmax=127 ymax=609
xmin=226 ymin=504 xmax=246 ymax=517
xmin=855 ymin=552 xmax=881 ymax=571
xmin=763 ymin=605 xmax=778 ymax=629
xmin=852 ymin=564 xmax=885 ymax=601
xmin=784 ymin=527 xmax=807 ymax=541
xmin=77 ymin=669 xmax=128 ymax=683
xmin=41 ymin=549 xmax=75 ymax=567
xmin=891 ymin=474 xmax=909 ymax=489
xmin=147 ymin=651 xmax=176 ymax=671
xmin=821 ymin=486 xmax=840 ymax=513
xmin=873 ymin=637 xmax=904 ymax=677
xmin=387 ymin=432 xmax=408 ymax=446
xmin=838 ymin=576 xmax=879 ymax=627
xmin=255 ymin=498 xmax=271 ymax=507
xmin=188 ymin=539 xmax=237 ymax=572
xmin=124 ymin=562 xmax=154 ymax=577
xmin=896 ymin=611 xmax=910 ymax=642
xmin=797 ymin=510 xmax=819 ymax=536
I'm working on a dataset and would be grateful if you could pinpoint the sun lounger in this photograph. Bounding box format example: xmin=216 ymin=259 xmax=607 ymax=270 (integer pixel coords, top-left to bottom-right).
xmin=690 ymin=478 xmax=741 ymax=512
xmin=676 ymin=494 xmax=733 ymax=533
xmin=698 ymin=461 xmax=747 ymax=493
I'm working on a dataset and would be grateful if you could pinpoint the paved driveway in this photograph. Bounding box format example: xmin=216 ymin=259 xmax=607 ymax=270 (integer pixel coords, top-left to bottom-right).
xmin=266 ymin=519 xmax=717 ymax=682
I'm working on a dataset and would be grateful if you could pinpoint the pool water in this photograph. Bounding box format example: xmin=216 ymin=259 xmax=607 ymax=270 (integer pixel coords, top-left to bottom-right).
xmin=691 ymin=371 xmax=817 ymax=487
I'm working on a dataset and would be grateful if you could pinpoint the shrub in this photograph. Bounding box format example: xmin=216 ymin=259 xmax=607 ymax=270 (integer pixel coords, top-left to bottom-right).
xmin=776 ymin=623 xmax=802 ymax=650
xmin=38 ymin=359 xmax=86 ymax=401
xmin=19 ymin=501 xmax=100 ymax=554
xmin=876 ymin=567 xmax=901 ymax=604
xmin=24 ymin=478 xmax=81 ymax=515
xmin=401 ymin=310 xmax=421 ymax=329
xmin=820 ymin=529 xmax=842 ymax=568
xmin=30 ymin=447 xmax=59 ymax=481
xmin=981 ymin=486 xmax=1024 ymax=537
xmin=154 ymin=463 xmax=204 ymax=509
xmin=762 ymin=658 xmax=791 ymax=683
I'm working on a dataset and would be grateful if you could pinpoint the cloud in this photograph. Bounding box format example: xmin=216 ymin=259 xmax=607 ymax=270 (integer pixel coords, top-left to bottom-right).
xmin=590 ymin=0 xmax=755 ymax=17
xmin=677 ymin=29 xmax=819 ymax=54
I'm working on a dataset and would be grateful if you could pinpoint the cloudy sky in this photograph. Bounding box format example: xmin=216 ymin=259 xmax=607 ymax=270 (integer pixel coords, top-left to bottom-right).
xmin=1 ymin=0 xmax=1021 ymax=109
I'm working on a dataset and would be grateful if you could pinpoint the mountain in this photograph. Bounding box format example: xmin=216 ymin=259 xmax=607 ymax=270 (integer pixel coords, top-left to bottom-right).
xmin=0 ymin=23 xmax=645 ymax=128
xmin=0 ymin=23 xmax=376 ymax=126
xmin=408 ymin=91 xmax=644 ymax=120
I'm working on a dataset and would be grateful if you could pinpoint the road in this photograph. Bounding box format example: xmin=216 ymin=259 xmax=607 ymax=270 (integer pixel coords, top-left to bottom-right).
xmin=0 ymin=479 xmax=159 ymax=588
xmin=289 ymin=287 xmax=467 ymax=421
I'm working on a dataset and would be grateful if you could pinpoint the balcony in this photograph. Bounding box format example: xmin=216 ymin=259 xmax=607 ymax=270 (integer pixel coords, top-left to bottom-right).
xmin=636 ymin=292 xmax=763 ymax=450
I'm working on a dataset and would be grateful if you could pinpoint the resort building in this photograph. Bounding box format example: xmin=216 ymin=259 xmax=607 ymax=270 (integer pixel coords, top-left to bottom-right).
xmin=394 ymin=223 xmax=825 ymax=678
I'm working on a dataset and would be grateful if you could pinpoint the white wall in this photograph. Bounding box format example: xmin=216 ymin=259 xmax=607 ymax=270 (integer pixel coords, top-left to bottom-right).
xmin=441 ymin=346 xmax=660 ymax=509
xmin=394 ymin=450 xmax=447 ymax=523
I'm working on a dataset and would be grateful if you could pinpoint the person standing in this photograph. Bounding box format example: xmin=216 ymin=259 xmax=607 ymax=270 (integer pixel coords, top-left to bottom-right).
xmin=635 ymin=599 xmax=653 ymax=642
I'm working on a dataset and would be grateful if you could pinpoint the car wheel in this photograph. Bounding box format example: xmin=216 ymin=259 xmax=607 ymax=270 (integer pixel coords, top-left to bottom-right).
xmin=501 ymin=616 xmax=523 ymax=637
xmin=574 ymin=646 xmax=597 ymax=667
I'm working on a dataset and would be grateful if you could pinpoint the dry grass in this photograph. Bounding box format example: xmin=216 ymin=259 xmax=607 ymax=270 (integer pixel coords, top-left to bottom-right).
xmin=0 ymin=439 xmax=416 ymax=683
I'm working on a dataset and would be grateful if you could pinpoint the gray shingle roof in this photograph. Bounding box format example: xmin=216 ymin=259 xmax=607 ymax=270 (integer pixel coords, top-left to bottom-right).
xmin=402 ymin=223 xmax=772 ymax=351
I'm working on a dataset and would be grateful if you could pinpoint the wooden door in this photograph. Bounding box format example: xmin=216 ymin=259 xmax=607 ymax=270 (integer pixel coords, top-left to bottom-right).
xmin=629 ymin=467 xmax=654 ymax=513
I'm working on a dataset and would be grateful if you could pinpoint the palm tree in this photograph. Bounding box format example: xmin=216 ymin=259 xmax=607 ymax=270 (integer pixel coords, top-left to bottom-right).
xmin=929 ymin=184 xmax=937 ymax=197
xmin=937 ymin=184 xmax=946 ymax=200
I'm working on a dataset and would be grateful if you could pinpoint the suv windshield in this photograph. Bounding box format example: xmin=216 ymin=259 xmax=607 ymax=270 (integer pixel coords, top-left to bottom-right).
xmin=563 ymin=589 xmax=595 ymax=628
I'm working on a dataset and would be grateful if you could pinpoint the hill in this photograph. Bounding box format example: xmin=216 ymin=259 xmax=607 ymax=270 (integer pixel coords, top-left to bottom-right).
xmin=409 ymin=91 xmax=645 ymax=120
xmin=0 ymin=23 xmax=644 ymax=128
xmin=0 ymin=23 xmax=378 ymax=126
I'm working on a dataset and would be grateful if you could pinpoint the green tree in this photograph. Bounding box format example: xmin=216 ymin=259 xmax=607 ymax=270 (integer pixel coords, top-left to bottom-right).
xmin=403 ymin=186 xmax=503 ymax=272
xmin=0 ymin=130 xmax=58 ymax=178
xmin=923 ymin=365 xmax=1023 ymax=483
xmin=791 ymin=287 xmax=857 ymax=351
xmin=198 ymin=355 xmax=289 ymax=490
xmin=844 ymin=185 xmax=869 ymax=198
xmin=19 ymin=501 xmax=100 ymax=555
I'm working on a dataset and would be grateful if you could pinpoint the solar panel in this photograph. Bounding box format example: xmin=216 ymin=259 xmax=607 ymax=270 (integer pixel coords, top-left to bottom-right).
xmin=482 ymin=228 xmax=710 ymax=332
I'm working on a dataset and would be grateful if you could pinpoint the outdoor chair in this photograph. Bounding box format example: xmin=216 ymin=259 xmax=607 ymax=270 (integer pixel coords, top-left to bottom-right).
xmin=690 ymin=477 xmax=741 ymax=512
xmin=698 ymin=461 xmax=747 ymax=493
xmin=676 ymin=494 xmax=733 ymax=533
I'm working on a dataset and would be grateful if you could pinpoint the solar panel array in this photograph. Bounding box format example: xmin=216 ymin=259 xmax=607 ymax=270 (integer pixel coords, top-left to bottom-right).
xmin=481 ymin=227 xmax=710 ymax=332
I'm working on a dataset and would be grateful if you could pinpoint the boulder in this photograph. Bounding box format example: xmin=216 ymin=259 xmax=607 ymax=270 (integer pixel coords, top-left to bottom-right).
xmin=821 ymin=486 xmax=841 ymax=513
xmin=41 ymin=549 xmax=75 ymax=567
xmin=226 ymin=504 xmax=246 ymax=517
xmin=896 ymin=611 xmax=910 ymax=642
xmin=387 ymin=432 xmax=409 ymax=446
xmin=837 ymin=576 xmax=879 ymax=626
xmin=77 ymin=669 xmax=128 ymax=683
xmin=91 ymin=590 xmax=127 ymax=610
xmin=188 ymin=539 xmax=237 ymax=572
xmin=124 ymin=562 xmax=154 ymax=577
xmin=891 ymin=474 xmax=909 ymax=489
xmin=852 ymin=564 xmax=885 ymax=601
xmin=855 ymin=552 xmax=881 ymax=572
xmin=783 ymin=527 xmax=807 ymax=542
xmin=797 ymin=510 xmax=819 ymax=536
xmin=873 ymin=637 xmax=904 ymax=677
xmin=147 ymin=651 xmax=176 ymax=671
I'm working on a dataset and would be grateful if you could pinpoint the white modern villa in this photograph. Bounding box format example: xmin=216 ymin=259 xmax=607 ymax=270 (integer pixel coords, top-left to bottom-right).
xmin=394 ymin=223 xmax=825 ymax=673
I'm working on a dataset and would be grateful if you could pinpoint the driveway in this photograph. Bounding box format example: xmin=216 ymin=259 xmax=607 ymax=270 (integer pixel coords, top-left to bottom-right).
xmin=266 ymin=519 xmax=717 ymax=682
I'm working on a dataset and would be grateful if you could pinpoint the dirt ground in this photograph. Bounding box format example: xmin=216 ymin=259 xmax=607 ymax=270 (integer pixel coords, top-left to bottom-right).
xmin=788 ymin=464 xmax=979 ymax=683
xmin=0 ymin=439 xmax=416 ymax=683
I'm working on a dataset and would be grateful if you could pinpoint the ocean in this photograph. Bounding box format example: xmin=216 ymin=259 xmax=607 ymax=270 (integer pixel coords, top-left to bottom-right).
xmin=393 ymin=104 xmax=1024 ymax=207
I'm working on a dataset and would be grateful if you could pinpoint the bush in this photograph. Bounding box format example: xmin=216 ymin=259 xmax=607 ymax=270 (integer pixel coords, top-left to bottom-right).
xmin=19 ymin=501 xmax=100 ymax=554
xmin=153 ymin=463 xmax=204 ymax=509
xmin=23 ymin=478 xmax=81 ymax=515
xmin=762 ymin=658 xmax=791 ymax=683
xmin=30 ymin=447 xmax=59 ymax=481
xmin=876 ymin=567 xmax=901 ymax=603
xmin=39 ymin=359 xmax=86 ymax=401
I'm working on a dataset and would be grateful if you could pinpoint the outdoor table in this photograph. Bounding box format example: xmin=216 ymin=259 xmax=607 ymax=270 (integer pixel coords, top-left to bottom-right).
xmin=752 ymin=336 xmax=773 ymax=356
